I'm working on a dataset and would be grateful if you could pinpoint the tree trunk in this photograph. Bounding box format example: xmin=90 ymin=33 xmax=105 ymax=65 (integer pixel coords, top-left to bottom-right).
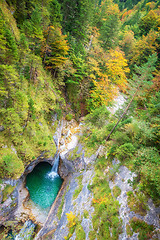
xmin=106 ymin=85 xmax=141 ymax=141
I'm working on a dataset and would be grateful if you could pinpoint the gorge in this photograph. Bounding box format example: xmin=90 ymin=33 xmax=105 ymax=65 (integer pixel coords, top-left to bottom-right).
xmin=0 ymin=0 xmax=160 ymax=239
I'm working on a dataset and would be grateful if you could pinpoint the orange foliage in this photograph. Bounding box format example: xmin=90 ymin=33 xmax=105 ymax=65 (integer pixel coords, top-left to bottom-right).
xmin=121 ymin=9 xmax=133 ymax=21
xmin=93 ymin=196 xmax=107 ymax=204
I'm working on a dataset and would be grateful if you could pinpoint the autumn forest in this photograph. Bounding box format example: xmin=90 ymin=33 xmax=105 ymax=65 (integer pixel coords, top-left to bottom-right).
xmin=0 ymin=0 xmax=160 ymax=229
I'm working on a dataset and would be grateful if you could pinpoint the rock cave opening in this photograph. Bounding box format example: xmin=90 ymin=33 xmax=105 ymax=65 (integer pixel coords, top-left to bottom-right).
xmin=26 ymin=161 xmax=63 ymax=210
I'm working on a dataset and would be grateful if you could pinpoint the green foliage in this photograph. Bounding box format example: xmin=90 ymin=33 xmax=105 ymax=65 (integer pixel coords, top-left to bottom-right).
xmin=5 ymin=28 xmax=18 ymax=62
xmin=138 ymin=10 xmax=160 ymax=36
xmin=0 ymin=10 xmax=7 ymax=62
xmin=83 ymin=209 xmax=89 ymax=219
xmin=0 ymin=4 xmax=64 ymax=180
xmin=59 ymin=0 xmax=94 ymax=41
xmin=133 ymin=147 xmax=160 ymax=199
xmin=75 ymin=222 xmax=86 ymax=240
xmin=98 ymin=2 xmax=120 ymax=50
xmin=115 ymin=143 xmax=135 ymax=161
xmin=65 ymin=113 xmax=73 ymax=121
xmin=49 ymin=0 xmax=62 ymax=25
xmin=114 ymin=0 xmax=141 ymax=11
xmin=0 ymin=149 xmax=24 ymax=179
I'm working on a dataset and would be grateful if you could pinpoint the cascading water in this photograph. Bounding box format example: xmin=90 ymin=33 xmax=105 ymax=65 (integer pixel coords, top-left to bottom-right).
xmin=48 ymin=153 xmax=60 ymax=178
xmin=26 ymin=154 xmax=63 ymax=209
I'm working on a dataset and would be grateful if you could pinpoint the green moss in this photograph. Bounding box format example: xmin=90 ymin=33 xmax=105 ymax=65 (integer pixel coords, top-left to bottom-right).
xmin=129 ymin=217 xmax=155 ymax=240
xmin=73 ymin=175 xmax=83 ymax=200
xmin=127 ymin=191 xmax=149 ymax=216
xmin=57 ymin=195 xmax=65 ymax=220
xmin=2 ymin=185 xmax=16 ymax=203
xmin=65 ymin=113 xmax=73 ymax=121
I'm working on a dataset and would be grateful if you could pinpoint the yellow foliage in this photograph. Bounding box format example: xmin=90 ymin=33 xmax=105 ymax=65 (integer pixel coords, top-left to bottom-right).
xmin=130 ymin=30 xmax=158 ymax=65
xmin=66 ymin=211 xmax=77 ymax=228
xmin=106 ymin=47 xmax=129 ymax=91
xmin=91 ymin=76 xmax=118 ymax=108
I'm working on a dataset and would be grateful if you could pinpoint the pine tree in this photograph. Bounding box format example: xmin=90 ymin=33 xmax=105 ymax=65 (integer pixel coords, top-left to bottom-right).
xmin=0 ymin=10 xmax=7 ymax=62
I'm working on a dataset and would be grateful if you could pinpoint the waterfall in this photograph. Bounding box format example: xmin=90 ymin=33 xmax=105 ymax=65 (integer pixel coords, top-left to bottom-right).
xmin=15 ymin=220 xmax=35 ymax=240
xmin=51 ymin=153 xmax=60 ymax=173
xmin=48 ymin=153 xmax=60 ymax=179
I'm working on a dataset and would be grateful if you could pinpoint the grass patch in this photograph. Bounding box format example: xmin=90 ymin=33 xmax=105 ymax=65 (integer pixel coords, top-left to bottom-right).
xmin=126 ymin=224 xmax=133 ymax=238
xmin=73 ymin=175 xmax=83 ymax=200
xmin=57 ymin=195 xmax=65 ymax=220
xmin=112 ymin=186 xmax=121 ymax=198
xmin=75 ymin=222 xmax=86 ymax=240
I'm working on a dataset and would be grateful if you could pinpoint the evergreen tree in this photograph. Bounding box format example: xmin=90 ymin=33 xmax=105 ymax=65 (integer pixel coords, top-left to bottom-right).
xmin=0 ymin=10 xmax=7 ymax=62
xmin=106 ymin=53 xmax=157 ymax=141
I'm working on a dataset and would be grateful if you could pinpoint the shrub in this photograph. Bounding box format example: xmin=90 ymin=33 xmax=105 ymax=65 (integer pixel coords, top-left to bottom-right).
xmin=65 ymin=113 xmax=73 ymax=121
xmin=115 ymin=143 xmax=135 ymax=161
xmin=85 ymin=106 xmax=110 ymax=128
xmin=1 ymin=151 xmax=24 ymax=179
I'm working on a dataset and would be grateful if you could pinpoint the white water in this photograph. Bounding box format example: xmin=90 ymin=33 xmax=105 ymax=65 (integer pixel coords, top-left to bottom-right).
xmin=48 ymin=153 xmax=60 ymax=179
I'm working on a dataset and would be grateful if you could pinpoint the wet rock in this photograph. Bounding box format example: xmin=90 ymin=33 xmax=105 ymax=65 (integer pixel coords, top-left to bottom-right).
xmin=59 ymin=158 xmax=74 ymax=178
